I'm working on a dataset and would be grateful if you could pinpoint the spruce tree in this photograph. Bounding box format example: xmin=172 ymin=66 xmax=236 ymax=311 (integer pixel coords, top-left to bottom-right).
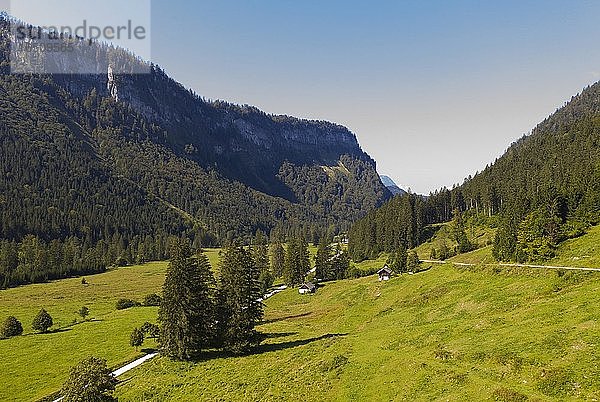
xmin=406 ymin=250 xmax=420 ymax=273
xmin=283 ymin=238 xmax=308 ymax=286
xmin=330 ymin=244 xmax=350 ymax=280
xmin=387 ymin=244 xmax=408 ymax=274
xmin=314 ymin=239 xmax=332 ymax=281
xmin=159 ymin=241 xmax=216 ymax=360
xmin=252 ymin=231 xmax=273 ymax=294
xmin=299 ymin=238 xmax=311 ymax=277
xmin=270 ymin=242 xmax=285 ymax=278
xmin=452 ymin=209 xmax=473 ymax=254
xmin=217 ymin=246 xmax=263 ymax=354
xmin=1 ymin=316 xmax=23 ymax=338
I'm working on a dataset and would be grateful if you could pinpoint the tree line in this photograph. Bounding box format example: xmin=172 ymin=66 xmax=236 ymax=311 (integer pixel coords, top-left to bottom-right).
xmin=0 ymin=233 xmax=186 ymax=289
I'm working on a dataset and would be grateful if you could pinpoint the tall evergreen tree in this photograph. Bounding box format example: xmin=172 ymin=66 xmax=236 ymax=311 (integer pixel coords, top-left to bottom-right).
xmin=270 ymin=242 xmax=285 ymax=278
xmin=252 ymin=231 xmax=273 ymax=294
xmin=451 ymin=209 xmax=474 ymax=254
xmin=159 ymin=241 xmax=216 ymax=360
xmin=283 ymin=238 xmax=309 ymax=286
xmin=314 ymin=239 xmax=332 ymax=281
xmin=406 ymin=250 xmax=420 ymax=273
xmin=330 ymin=244 xmax=350 ymax=280
xmin=387 ymin=244 xmax=408 ymax=274
xmin=217 ymin=246 xmax=263 ymax=354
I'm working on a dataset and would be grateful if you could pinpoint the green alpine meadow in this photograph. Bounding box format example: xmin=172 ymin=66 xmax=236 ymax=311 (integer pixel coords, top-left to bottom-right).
xmin=2 ymin=2 xmax=600 ymax=401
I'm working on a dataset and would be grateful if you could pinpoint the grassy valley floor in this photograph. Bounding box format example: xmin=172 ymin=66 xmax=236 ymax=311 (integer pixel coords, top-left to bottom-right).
xmin=3 ymin=238 xmax=600 ymax=400
xmin=116 ymin=264 xmax=600 ymax=401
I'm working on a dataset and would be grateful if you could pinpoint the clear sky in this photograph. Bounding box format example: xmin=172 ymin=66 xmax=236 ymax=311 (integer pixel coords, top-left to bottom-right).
xmin=9 ymin=1 xmax=600 ymax=193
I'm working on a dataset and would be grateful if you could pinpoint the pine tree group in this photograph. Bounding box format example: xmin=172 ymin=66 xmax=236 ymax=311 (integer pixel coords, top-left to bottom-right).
xmin=159 ymin=240 xmax=267 ymax=359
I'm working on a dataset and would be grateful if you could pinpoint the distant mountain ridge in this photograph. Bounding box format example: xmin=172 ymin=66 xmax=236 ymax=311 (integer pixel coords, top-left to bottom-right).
xmin=379 ymin=175 xmax=406 ymax=196
xmin=0 ymin=15 xmax=390 ymax=246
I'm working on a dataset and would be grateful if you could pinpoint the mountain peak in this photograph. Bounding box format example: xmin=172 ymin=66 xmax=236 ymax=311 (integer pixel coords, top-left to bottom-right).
xmin=380 ymin=175 xmax=406 ymax=196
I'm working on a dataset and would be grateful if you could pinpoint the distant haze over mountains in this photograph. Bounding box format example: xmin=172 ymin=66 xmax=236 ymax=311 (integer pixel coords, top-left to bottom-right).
xmin=379 ymin=175 xmax=407 ymax=196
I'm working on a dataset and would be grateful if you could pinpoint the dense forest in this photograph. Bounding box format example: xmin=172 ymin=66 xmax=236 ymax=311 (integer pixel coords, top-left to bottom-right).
xmin=350 ymin=81 xmax=600 ymax=263
xmin=0 ymin=16 xmax=389 ymax=288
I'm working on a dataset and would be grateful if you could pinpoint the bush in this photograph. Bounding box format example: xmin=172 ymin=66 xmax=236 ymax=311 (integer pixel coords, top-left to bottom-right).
xmin=32 ymin=308 xmax=53 ymax=333
xmin=130 ymin=327 xmax=145 ymax=351
xmin=61 ymin=356 xmax=117 ymax=402
xmin=143 ymin=293 xmax=162 ymax=307
xmin=492 ymin=387 xmax=528 ymax=401
xmin=78 ymin=306 xmax=90 ymax=320
xmin=140 ymin=321 xmax=160 ymax=339
xmin=1 ymin=316 xmax=23 ymax=338
xmin=115 ymin=298 xmax=140 ymax=310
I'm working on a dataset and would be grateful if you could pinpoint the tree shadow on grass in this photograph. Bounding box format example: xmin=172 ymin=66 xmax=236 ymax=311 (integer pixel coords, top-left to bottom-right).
xmin=261 ymin=312 xmax=312 ymax=325
xmin=20 ymin=328 xmax=72 ymax=338
xmin=264 ymin=331 xmax=298 ymax=339
xmin=257 ymin=333 xmax=348 ymax=354
xmin=191 ymin=333 xmax=348 ymax=363
xmin=51 ymin=327 xmax=72 ymax=334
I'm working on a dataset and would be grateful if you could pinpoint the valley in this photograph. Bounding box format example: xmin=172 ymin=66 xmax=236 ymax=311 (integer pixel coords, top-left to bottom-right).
xmin=2 ymin=227 xmax=600 ymax=400
xmin=2 ymin=4 xmax=600 ymax=401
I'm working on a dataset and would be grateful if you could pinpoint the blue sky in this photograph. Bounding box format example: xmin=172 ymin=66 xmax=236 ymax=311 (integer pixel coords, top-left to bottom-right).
xmin=10 ymin=1 xmax=600 ymax=193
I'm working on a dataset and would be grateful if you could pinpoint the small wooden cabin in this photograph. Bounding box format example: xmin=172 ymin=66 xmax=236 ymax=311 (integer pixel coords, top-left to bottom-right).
xmin=377 ymin=266 xmax=393 ymax=281
xmin=299 ymin=282 xmax=317 ymax=294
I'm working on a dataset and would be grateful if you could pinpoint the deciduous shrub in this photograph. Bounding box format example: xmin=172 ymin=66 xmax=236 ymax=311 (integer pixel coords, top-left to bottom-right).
xmin=115 ymin=298 xmax=140 ymax=310
xmin=1 ymin=316 xmax=23 ymax=338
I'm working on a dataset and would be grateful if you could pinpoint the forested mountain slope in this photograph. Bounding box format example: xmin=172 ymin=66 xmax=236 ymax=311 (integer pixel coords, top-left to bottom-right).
xmin=0 ymin=16 xmax=388 ymax=287
xmin=350 ymin=81 xmax=600 ymax=263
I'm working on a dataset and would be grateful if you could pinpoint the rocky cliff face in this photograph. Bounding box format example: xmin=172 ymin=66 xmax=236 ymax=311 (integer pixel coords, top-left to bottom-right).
xmin=0 ymin=15 xmax=390 ymax=240
xmin=50 ymin=57 xmax=377 ymax=198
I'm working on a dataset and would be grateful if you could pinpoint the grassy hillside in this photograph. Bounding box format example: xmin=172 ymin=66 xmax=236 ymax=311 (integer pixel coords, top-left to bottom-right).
xmin=414 ymin=221 xmax=496 ymax=261
xmin=443 ymin=225 xmax=600 ymax=269
xmin=115 ymin=264 xmax=600 ymax=401
xmin=547 ymin=225 xmax=600 ymax=268
xmin=0 ymin=262 xmax=169 ymax=401
xmin=5 ymin=237 xmax=600 ymax=400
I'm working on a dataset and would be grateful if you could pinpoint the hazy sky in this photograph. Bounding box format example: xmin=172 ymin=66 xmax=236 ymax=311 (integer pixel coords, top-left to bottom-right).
xmin=9 ymin=1 xmax=600 ymax=193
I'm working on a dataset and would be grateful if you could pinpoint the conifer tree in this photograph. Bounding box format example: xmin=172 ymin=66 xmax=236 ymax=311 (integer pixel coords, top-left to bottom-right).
xmin=452 ymin=209 xmax=473 ymax=254
xmin=270 ymin=242 xmax=285 ymax=278
xmin=217 ymin=246 xmax=263 ymax=354
xmin=252 ymin=231 xmax=273 ymax=294
xmin=314 ymin=239 xmax=332 ymax=281
xmin=1 ymin=316 xmax=23 ymax=338
xmin=387 ymin=244 xmax=407 ymax=274
xmin=283 ymin=238 xmax=309 ymax=286
xmin=330 ymin=244 xmax=350 ymax=280
xmin=406 ymin=250 xmax=420 ymax=273
xmin=159 ymin=240 xmax=216 ymax=360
